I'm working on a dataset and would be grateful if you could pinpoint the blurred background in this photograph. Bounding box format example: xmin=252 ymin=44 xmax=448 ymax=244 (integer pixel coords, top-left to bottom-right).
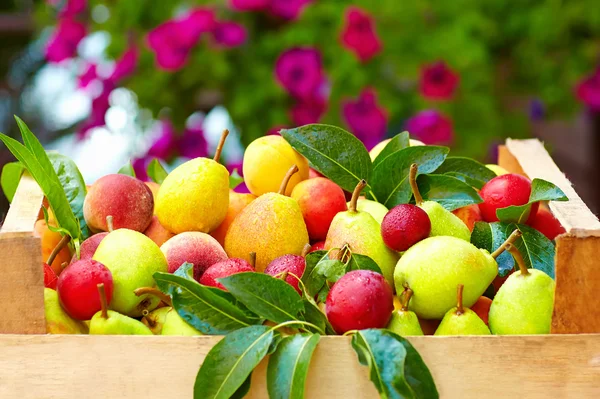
xmin=1 ymin=0 xmax=599 ymax=218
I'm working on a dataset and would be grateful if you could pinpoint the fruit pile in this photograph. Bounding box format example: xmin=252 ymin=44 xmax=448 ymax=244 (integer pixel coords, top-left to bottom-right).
xmin=0 ymin=120 xmax=569 ymax=397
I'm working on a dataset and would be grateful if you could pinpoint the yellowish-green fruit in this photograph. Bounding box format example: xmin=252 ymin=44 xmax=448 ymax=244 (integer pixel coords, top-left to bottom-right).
xmin=350 ymin=199 xmax=388 ymax=224
xmin=410 ymin=163 xmax=470 ymax=241
xmin=325 ymin=180 xmax=398 ymax=286
xmin=44 ymin=288 xmax=87 ymax=334
xmin=434 ymin=285 xmax=491 ymax=335
xmin=387 ymin=288 xmax=424 ymax=336
xmin=369 ymin=138 xmax=426 ymax=161
xmin=409 ymin=139 xmax=425 ymax=146
xmin=489 ymin=245 xmax=555 ymax=334
xmin=225 ymin=166 xmax=309 ymax=272
xmin=162 ymin=308 xmax=202 ymax=336
xmin=89 ymin=284 xmax=153 ymax=335
xmin=486 ymin=164 xmax=509 ymax=176
xmin=142 ymin=307 xmax=170 ymax=334
xmin=394 ymin=236 xmax=499 ymax=319
xmin=155 ymin=138 xmax=230 ymax=233
xmin=243 ymin=135 xmax=309 ymax=196
xmin=93 ymin=229 xmax=168 ymax=317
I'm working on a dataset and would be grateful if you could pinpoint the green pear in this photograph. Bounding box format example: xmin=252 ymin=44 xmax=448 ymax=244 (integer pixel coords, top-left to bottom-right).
xmin=350 ymin=199 xmax=389 ymax=224
xmin=489 ymin=244 xmax=555 ymax=334
xmin=44 ymin=288 xmax=87 ymax=334
xmin=162 ymin=308 xmax=202 ymax=336
xmin=93 ymin=228 xmax=168 ymax=317
xmin=89 ymin=284 xmax=153 ymax=335
xmin=387 ymin=286 xmax=424 ymax=336
xmin=435 ymin=284 xmax=491 ymax=335
xmin=409 ymin=163 xmax=470 ymax=241
xmin=224 ymin=165 xmax=309 ymax=272
xmin=325 ymin=180 xmax=398 ymax=286
xmin=138 ymin=288 xmax=202 ymax=336
xmin=394 ymin=230 xmax=521 ymax=319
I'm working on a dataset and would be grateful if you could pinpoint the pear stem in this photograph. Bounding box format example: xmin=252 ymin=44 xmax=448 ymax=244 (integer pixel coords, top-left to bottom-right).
xmin=409 ymin=164 xmax=424 ymax=206
xmin=61 ymin=262 xmax=68 ymax=270
xmin=249 ymin=252 xmax=257 ymax=269
xmin=97 ymin=283 xmax=108 ymax=319
xmin=401 ymin=287 xmax=413 ymax=312
xmin=505 ymin=243 xmax=529 ymax=276
xmin=134 ymin=287 xmax=172 ymax=307
xmin=213 ymin=129 xmax=229 ymax=162
xmin=106 ymin=215 xmax=114 ymax=233
xmin=46 ymin=234 xmax=71 ymax=266
xmin=456 ymin=284 xmax=465 ymax=315
xmin=349 ymin=180 xmax=367 ymax=212
xmin=278 ymin=165 xmax=299 ymax=195
xmin=301 ymin=243 xmax=311 ymax=257
xmin=491 ymin=229 xmax=522 ymax=259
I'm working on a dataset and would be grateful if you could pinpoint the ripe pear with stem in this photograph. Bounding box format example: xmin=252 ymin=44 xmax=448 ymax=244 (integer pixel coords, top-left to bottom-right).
xmin=434 ymin=284 xmax=491 ymax=335
xmin=387 ymin=285 xmax=424 ymax=336
xmin=409 ymin=163 xmax=471 ymax=241
xmin=224 ymin=165 xmax=309 ymax=272
xmin=394 ymin=229 xmax=522 ymax=319
xmin=137 ymin=287 xmax=202 ymax=336
xmin=488 ymin=244 xmax=555 ymax=334
xmin=325 ymin=180 xmax=398 ymax=286
xmin=89 ymin=284 xmax=153 ymax=335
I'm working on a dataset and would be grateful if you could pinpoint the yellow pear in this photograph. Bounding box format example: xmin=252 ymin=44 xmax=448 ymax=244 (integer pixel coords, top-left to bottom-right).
xmin=225 ymin=165 xmax=309 ymax=272
xmin=156 ymin=130 xmax=230 ymax=233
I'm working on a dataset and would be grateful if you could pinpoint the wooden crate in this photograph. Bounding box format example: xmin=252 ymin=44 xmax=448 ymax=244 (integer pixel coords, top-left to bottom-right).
xmin=0 ymin=139 xmax=599 ymax=399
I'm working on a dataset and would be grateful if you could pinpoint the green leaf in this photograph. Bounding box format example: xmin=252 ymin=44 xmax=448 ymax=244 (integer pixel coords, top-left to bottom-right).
xmin=300 ymin=298 xmax=334 ymax=334
xmin=230 ymin=373 xmax=252 ymax=399
xmin=371 ymin=146 xmax=449 ymax=208
xmin=514 ymin=224 xmax=556 ymax=279
xmin=153 ymin=272 xmax=260 ymax=334
xmin=434 ymin=157 xmax=496 ymax=189
xmin=219 ymin=272 xmax=305 ymax=324
xmin=118 ymin=161 xmax=136 ymax=177
xmin=372 ymin=132 xmax=410 ymax=168
xmin=471 ymin=221 xmax=516 ymax=276
xmin=301 ymin=250 xmax=329 ymax=296
xmin=416 ymin=174 xmax=483 ymax=211
xmin=267 ymin=333 xmax=320 ymax=399
xmin=496 ymin=178 xmax=568 ymax=223
xmin=280 ymin=124 xmax=372 ymax=193
xmin=229 ymin=168 xmax=244 ymax=189
xmin=47 ymin=153 xmax=90 ymax=240
xmin=194 ymin=325 xmax=279 ymax=399
xmin=303 ymin=258 xmax=346 ymax=298
xmin=351 ymin=329 xmax=438 ymax=399
xmin=346 ymin=253 xmax=383 ymax=274
xmin=146 ymin=158 xmax=168 ymax=184
xmin=1 ymin=162 xmax=24 ymax=202
xmin=173 ymin=262 xmax=196 ymax=280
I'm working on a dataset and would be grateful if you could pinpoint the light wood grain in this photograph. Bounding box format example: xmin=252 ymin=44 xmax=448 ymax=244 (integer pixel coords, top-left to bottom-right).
xmin=0 ymin=174 xmax=44 ymax=235
xmin=0 ymin=334 xmax=598 ymax=398
xmin=505 ymin=138 xmax=600 ymax=237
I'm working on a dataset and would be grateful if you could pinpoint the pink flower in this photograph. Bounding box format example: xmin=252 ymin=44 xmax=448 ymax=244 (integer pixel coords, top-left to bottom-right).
xmin=405 ymin=110 xmax=454 ymax=145
xmin=575 ymin=67 xmax=600 ymax=112
xmin=267 ymin=125 xmax=287 ymax=136
xmin=147 ymin=120 xmax=177 ymax=160
xmin=275 ymin=47 xmax=323 ymax=100
xmin=178 ymin=125 xmax=208 ymax=159
xmin=269 ymin=0 xmax=313 ymax=20
xmin=229 ymin=0 xmax=269 ymax=11
xmin=146 ymin=8 xmax=215 ymax=71
xmin=212 ymin=21 xmax=247 ymax=48
xmin=291 ymin=100 xmax=327 ymax=126
xmin=341 ymin=7 xmax=382 ymax=63
xmin=109 ymin=46 xmax=138 ymax=83
xmin=45 ymin=18 xmax=86 ymax=63
xmin=420 ymin=61 xmax=460 ymax=100
xmin=48 ymin=0 xmax=87 ymax=17
xmin=78 ymin=63 xmax=97 ymax=89
xmin=132 ymin=156 xmax=152 ymax=182
xmin=77 ymin=82 xmax=113 ymax=140
xmin=342 ymin=88 xmax=387 ymax=150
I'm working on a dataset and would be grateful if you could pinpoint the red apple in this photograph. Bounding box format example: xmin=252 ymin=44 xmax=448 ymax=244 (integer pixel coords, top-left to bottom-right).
xmin=478 ymin=174 xmax=538 ymax=222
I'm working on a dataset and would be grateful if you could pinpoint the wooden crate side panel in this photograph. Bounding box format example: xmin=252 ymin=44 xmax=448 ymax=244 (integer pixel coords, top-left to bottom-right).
xmin=0 ymin=335 xmax=599 ymax=399
xmin=1 ymin=174 xmax=44 ymax=234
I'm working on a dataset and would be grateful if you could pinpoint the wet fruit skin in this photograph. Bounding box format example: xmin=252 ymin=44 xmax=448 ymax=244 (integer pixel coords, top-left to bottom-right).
xmin=326 ymin=270 xmax=394 ymax=334
xmin=57 ymin=259 xmax=114 ymax=320
xmin=264 ymin=255 xmax=306 ymax=295
xmin=381 ymin=204 xmax=431 ymax=251
xmin=199 ymin=259 xmax=254 ymax=291
xmin=452 ymin=204 xmax=482 ymax=232
xmin=527 ymin=208 xmax=566 ymax=240
xmin=309 ymin=241 xmax=325 ymax=253
xmin=478 ymin=174 xmax=539 ymax=223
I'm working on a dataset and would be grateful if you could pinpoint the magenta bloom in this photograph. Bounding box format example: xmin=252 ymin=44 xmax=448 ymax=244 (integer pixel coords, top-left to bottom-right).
xmin=109 ymin=46 xmax=138 ymax=83
xmin=342 ymin=88 xmax=387 ymax=150
xmin=275 ymin=47 xmax=323 ymax=100
xmin=291 ymin=100 xmax=327 ymax=126
xmin=132 ymin=156 xmax=152 ymax=182
xmin=212 ymin=21 xmax=247 ymax=48
xmin=45 ymin=18 xmax=86 ymax=63
xmin=420 ymin=61 xmax=460 ymax=100
xmin=178 ymin=125 xmax=208 ymax=159
xmin=77 ymin=82 xmax=113 ymax=140
xmin=78 ymin=63 xmax=97 ymax=89
xmin=405 ymin=110 xmax=454 ymax=145
xmin=229 ymin=0 xmax=269 ymax=11
xmin=575 ymin=67 xmax=600 ymax=112
xmin=147 ymin=120 xmax=177 ymax=160
xmin=269 ymin=0 xmax=313 ymax=20
xmin=341 ymin=7 xmax=382 ymax=63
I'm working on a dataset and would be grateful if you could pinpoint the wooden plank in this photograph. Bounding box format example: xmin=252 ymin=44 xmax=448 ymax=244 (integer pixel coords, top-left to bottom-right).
xmin=1 ymin=174 xmax=44 ymax=235
xmin=0 ymin=334 xmax=598 ymax=398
